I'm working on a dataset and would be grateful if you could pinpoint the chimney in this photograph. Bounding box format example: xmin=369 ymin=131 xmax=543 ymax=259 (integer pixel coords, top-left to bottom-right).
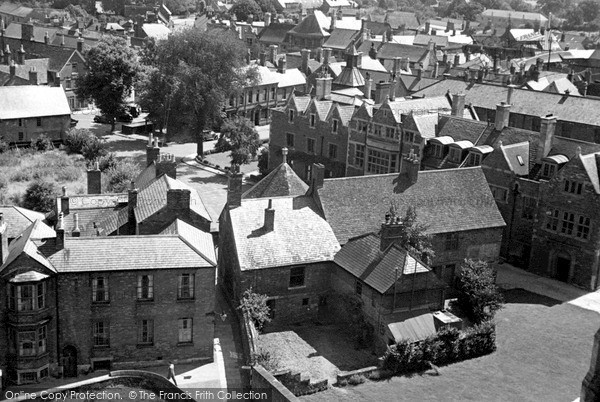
xmin=537 ymin=114 xmax=556 ymax=163
xmin=451 ymin=93 xmax=465 ymax=117
xmin=582 ymin=81 xmax=588 ymax=97
xmin=403 ymin=149 xmax=420 ymax=185
xmin=247 ymin=13 xmax=254 ymax=24
xmin=392 ymin=57 xmax=401 ymax=76
xmin=507 ymin=84 xmax=517 ymax=105
xmin=9 ymin=60 xmax=15 ymax=76
xmin=380 ymin=212 xmax=403 ymax=251
xmin=424 ymin=21 xmax=430 ymax=34
xmin=146 ymin=134 xmax=160 ymax=166
xmin=264 ymin=12 xmax=271 ymax=26
xmin=259 ymin=51 xmax=266 ymax=67
xmin=567 ymin=69 xmax=574 ymax=82
xmin=477 ymin=68 xmax=484 ymax=83
xmin=28 ymin=66 xmax=37 ymax=84
xmin=60 ymin=35 xmax=65 ymax=47
xmin=510 ymin=64 xmax=516 ymax=75
xmin=72 ymin=212 xmax=80 ymax=237
xmin=301 ymin=48 xmax=310 ymax=74
xmin=330 ymin=11 xmax=336 ymax=31
xmin=17 ymin=44 xmax=25 ymax=64
xmin=167 ymin=189 xmax=191 ymax=212
xmin=431 ymin=28 xmax=437 ymax=36
xmin=21 ymin=22 xmax=34 ymax=42
xmin=227 ymin=172 xmax=243 ymax=209
xmin=400 ymin=57 xmax=409 ymax=71
xmin=561 ymin=32 xmax=566 ymax=42
xmin=363 ymin=72 xmax=372 ymax=100
xmin=281 ymin=147 xmax=288 ymax=164
xmin=60 ymin=186 xmax=69 ymax=215
xmin=389 ymin=78 xmax=397 ymax=101
xmin=417 ymin=64 xmax=422 ymax=80
xmin=310 ymin=163 xmax=325 ymax=193
xmin=315 ymin=74 xmax=333 ymax=100
xmin=323 ymin=48 xmax=332 ymax=65
xmin=315 ymin=47 xmax=323 ymax=62
xmin=245 ymin=48 xmax=251 ymax=64
xmin=532 ymin=67 xmax=540 ymax=82
xmin=433 ymin=61 xmax=439 ymax=78
xmin=77 ymin=36 xmax=84 ymax=52
xmin=278 ymin=55 xmax=287 ymax=73
xmin=454 ymin=53 xmax=460 ymax=67
xmin=0 ymin=213 xmax=8 ymax=265
xmin=55 ymin=212 xmax=65 ymax=250
xmin=494 ymin=102 xmax=510 ymax=131
xmin=374 ymin=81 xmax=391 ymax=103
xmin=128 ymin=182 xmax=138 ymax=234
xmin=269 ymin=44 xmax=278 ymax=64
xmin=156 ymin=153 xmax=177 ymax=179
xmin=263 ymin=199 xmax=275 ymax=232
xmin=442 ymin=52 xmax=448 ymax=64
xmin=87 ymin=161 xmax=102 ymax=194
xmin=428 ymin=40 xmax=435 ymax=52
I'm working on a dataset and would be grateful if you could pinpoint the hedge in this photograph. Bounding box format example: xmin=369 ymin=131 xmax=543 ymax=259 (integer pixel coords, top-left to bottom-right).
xmin=380 ymin=321 xmax=496 ymax=375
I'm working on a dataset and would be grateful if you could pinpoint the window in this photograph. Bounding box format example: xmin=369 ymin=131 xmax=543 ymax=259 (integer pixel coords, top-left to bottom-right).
xmin=92 ymin=277 xmax=109 ymax=302
xmin=307 ymin=138 xmax=315 ymax=154
xmin=355 ymin=280 xmax=362 ymax=295
xmin=541 ymin=162 xmax=556 ymax=178
xmin=138 ymin=319 xmax=154 ymax=344
xmin=18 ymin=118 xmax=22 ymax=126
xmin=432 ymin=144 xmax=443 ymax=158
xmin=449 ymin=147 xmax=462 ymax=162
xmin=255 ymin=91 xmax=260 ymax=102
xmin=38 ymin=326 xmax=46 ymax=354
xmin=137 ymin=275 xmax=154 ymax=300
xmin=546 ymin=209 xmax=560 ymax=231
xmin=229 ymin=96 xmax=234 ymax=106
xmin=10 ymin=283 xmax=46 ymax=312
xmin=19 ymin=372 xmax=37 ymax=383
xmin=65 ymin=79 xmax=71 ymax=89
xmin=93 ymin=322 xmax=109 ymax=347
xmin=564 ymin=180 xmax=583 ymax=195
xmin=288 ymin=109 xmax=295 ymax=123
xmin=404 ymin=131 xmax=414 ymax=143
xmin=302 ymin=298 xmax=309 ymax=306
xmin=36 ymin=117 xmax=42 ymax=127
xmin=367 ymin=149 xmax=395 ymax=174
xmin=18 ymin=132 xmax=24 ymax=141
xmin=521 ymin=196 xmax=536 ymax=220
xmin=310 ymin=113 xmax=316 ymax=128
xmin=239 ymin=94 xmax=244 ymax=105
xmin=270 ymin=87 xmax=276 ymax=100
xmin=247 ymin=91 xmax=253 ymax=103
xmin=490 ymin=185 xmax=508 ymax=203
xmin=18 ymin=331 xmax=36 ymax=357
xmin=445 ymin=233 xmax=459 ymax=250
xmin=332 ymin=119 xmax=339 ymax=133
xmin=561 ymin=212 xmax=575 ymax=235
xmin=468 ymin=152 xmax=482 ymax=166
xmin=373 ymin=125 xmax=382 ymax=136
xmin=357 ymin=120 xmax=369 ymax=133
xmin=576 ymin=215 xmax=591 ymax=240
xmin=289 ymin=266 xmax=305 ymax=288
xmin=355 ymin=144 xmax=365 ymax=168
xmin=178 ymin=318 xmax=193 ymax=343
xmin=329 ymin=143 xmax=338 ymax=159
xmin=72 ymin=62 xmax=78 ymax=70
xmin=286 ymin=132 xmax=294 ymax=148
xmin=178 ymin=274 xmax=195 ymax=299
xmin=266 ymin=299 xmax=276 ymax=319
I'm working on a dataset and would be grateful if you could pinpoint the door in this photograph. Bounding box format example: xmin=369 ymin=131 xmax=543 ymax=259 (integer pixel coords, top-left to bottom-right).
xmin=62 ymin=345 xmax=78 ymax=377
xmin=254 ymin=110 xmax=260 ymax=126
xmin=556 ymin=254 xmax=571 ymax=283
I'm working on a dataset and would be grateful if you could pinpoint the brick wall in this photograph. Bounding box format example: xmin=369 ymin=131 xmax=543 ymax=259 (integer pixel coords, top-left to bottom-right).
xmin=431 ymin=227 xmax=503 ymax=271
xmin=0 ymin=115 xmax=70 ymax=144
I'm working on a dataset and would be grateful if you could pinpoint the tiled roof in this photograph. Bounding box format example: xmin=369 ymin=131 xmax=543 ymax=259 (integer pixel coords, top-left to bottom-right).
xmin=257 ymin=23 xmax=294 ymax=43
xmin=3 ymin=37 xmax=80 ymax=72
xmin=376 ymin=42 xmax=429 ymax=61
xmin=288 ymin=94 xmax=312 ymax=113
xmin=94 ymin=207 xmax=129 ymax=236
xmin=0 ymin=221 xmax=55 ymax=274
xmin=364 ymin=20 xmax=390 ymax=36
xmin=243 ymin=163 xmax=309 ymax=199
xmin=0 ymin=206 xmax=46 ymax=239
xmin=545 ymin=78 xmax=581 ymax=96
xmin=229 ymin=196 xmax=340 ymax=271
xmin=0 ymin=86 xmax=70 ymax=119
xmin=323 ymin=28 xmax=359 ymax=50
xmin=412 ymin=80 xmax=600 ymax=127
xmin=333 ymin=65 xmax=365 ymax=87
xmin=411 ymin=113 xmax=439 ymax=139
xmin=334 ymin=233 xmax=444 ymax=294
xmin=0 ymin=59 xmax=49 ymax=85
xmin=386 ymin=11 xmax=420 ymax=30
xmin=317 ymin=167 xmax=506 ymax=244
xmin=135 ymin=163 xmax=157 ymax=189
xmin=289 ymin=11 xmax=330 ymax=37
xmin=413 ymin=34 xmax=448 ymax=48
xmin=312 ymin=99 xmax=334 ymax=120
xmin=398 ymin=75 xmax=441 ymax=93
xmin=159 ymin=219 xmax=216 ymax=266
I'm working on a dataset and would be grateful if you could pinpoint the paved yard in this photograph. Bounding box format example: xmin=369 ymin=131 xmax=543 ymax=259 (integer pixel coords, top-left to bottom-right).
xmin=302 ymin=289 xmax=600 ymax=402
xmin=258 ymin=324 xmax=379 ymax=385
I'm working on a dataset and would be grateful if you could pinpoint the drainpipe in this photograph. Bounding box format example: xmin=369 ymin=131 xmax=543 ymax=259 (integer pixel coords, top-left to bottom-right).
xmin=55 ymin=276 xmax=61 ymax=374
xmin=505 ymin=181 xmax=519 ymax=262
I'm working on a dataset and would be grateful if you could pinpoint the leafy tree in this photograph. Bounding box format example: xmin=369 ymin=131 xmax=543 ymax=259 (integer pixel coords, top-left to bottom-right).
xmin=254 ymin=0 xmax=276 ymax=15
xmin=579 ymin=0 xmax=600 ymax=23
xmin=257 ymin=146 xmax=269 ymax=175
xmin=537 ymin=0 xmax=568 ymax=16
xmin=22 ymin=181 xmax=57 ymax=212
xmin=238 ymin=287 xmax=271 ymax=330
xmin=76 ymin=36 xmax=140 ymax=132
xmin=31 ymin=135 xmax=54 ymax=152
xmin=384 ymin=205 xmax=435 ymax=265
xmin=565 ymin=5 xmax=585 ymax=28
xmin=104 ymin=158 xmax=140 ymax=193
xmin=230 ymin=0 xmax=263 ymax=21
xmin=219 ymin=117 xmax=261 ymax=168
xmin=455 ymin=259 xmax=504 ymax=324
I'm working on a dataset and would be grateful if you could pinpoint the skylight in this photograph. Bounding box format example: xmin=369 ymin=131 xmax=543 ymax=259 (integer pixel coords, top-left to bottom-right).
xmin=517 ymin=155 xmax=525 ymax=166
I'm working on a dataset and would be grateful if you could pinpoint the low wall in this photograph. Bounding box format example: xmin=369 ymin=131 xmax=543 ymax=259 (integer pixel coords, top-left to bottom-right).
xmin=336 ymin=366 xmax=379 ymax=384
xmin=251 ymin=365 xmax=298 ymax=402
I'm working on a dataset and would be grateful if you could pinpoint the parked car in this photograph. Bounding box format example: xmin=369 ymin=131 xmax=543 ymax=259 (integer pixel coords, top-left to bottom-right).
xmin=202 ymin=130 xmax=218 ymax=141
xmin=70 ymin=118 xmax=78 ymax=128
xmin=117 ymin=113 xmax=133 ymax=123
xmin=93 ymin=115 xmax=113 ymax=124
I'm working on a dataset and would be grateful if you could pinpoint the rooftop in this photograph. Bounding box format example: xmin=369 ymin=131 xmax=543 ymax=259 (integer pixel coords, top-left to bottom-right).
xmin=0 ymin=86 xmax=70 ymax=119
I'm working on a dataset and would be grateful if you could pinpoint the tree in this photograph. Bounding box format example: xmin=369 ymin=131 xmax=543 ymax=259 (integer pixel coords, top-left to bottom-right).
xmin=230 ymin=0 xmax=263 ymax=21
xmin=238 ymin=287 xmax=271 ymax=330
xmin=455 ymin=259 xmax=504 ymax=324
xmin=104 ymin=158 xmax=141 ymax=193
xmin=22 ymin=181 xmax=57 ymax=213
xmin=384 ymin=204 xmax=435 ymax=265
xmin=537 ymin=0 xmax=568 ymax=16
xmin=219 ymin=117 xmax=261 ymax=168
xmin=579 ymin=0 xmax=600 ymax=23
xmin=254 ymin=0 xmax=276 ymax=15
xmin=257 ymin=145 xmax=269 ymax=175
xmin=76 ymin=36 xmax=140 ymax=132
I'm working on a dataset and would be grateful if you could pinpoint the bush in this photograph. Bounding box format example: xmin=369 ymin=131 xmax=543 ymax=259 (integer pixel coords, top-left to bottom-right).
xmin=0 ymin=138 xmax=9 ymax=153
xmin=94 ymin=152 xmax=119 ymax=171
xmin=238 ymin=287 xmax=271 ymax=331
xmin=251 ymin=349 xmax=280 ymax=372
xmin=65 ymin=128 xmax=106 ymax=160
xmin=347 ymin=374 xmax=366 ymax=386
xmin=31 ymin=134 xmax=54 ymax=152
xmin=81 ymin=136 xmax=107 ymax=161
xmin=104 ymin=158 xmax=140 ymax=193
xmin=258 ymin=146 xmax=269 ymax=175
xmin=455 ymin=259 xmax=504 ymax=324
xmin=22 ymin=181 xmax=57 ymax=212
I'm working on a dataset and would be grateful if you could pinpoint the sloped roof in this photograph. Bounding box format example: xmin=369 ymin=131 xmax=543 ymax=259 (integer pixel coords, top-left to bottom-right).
xmin=411 ymin=113 xmax=439 ymax=139
xmin=243 ymin=163 xmax=309 ymax=199
xmin=413 ymin=34 xmax=448 ymax=48
xmin=545 ymin=78 xmax=581 ymax=96
xmin=229 ymin=196 xmax=340 ymax=271
xmin=324 ymin=28 xmax=359 ymax=50
xmin=317 ymin=167 xmax=506 ymax=244
xmin=94 ymin=207 xmax=129 ymax=236
xmin=388 ymin=313 xmax=437 ymax=343
xmin=333 ymin=65 xmax=365 ymax=87
xmin=386 ymin=11 xmax=420 ymax=30
xmin=0 ymin=59 xmax=49 ymax=85
xmin=141 ymin=23 xmax=170 ymax=40
xmin=135 ymin=163 xmax=158 ymax=189
xmin=0 ymin=221 xmax=56 ymax=274
xmin=385 ymin=96 xmax=451 ymax=123
xmin=398 ymin=75 xmax=440 ymax=93
xmin=0 ymin=206 xmax=47 ymax=239
xmin=257 ymin=23 xmax=294 ymax=44
xmin=501 ymin=142 xmax=530 ymax=176
xmin=481 ymin=9 xmax=548 ymax=22
xmin=159 ymin=219 xmax=216 ymax=266
xmin=580 ymin=153 xmax=600 ymax=194
xmin=289 ymin=10 xmax=330 ymax=37
xmin=0 ymin=86 xmax=70 ymax=119
xmin=376 ymin=42 xmax=429 ymax=61
xmin=0 ymin=3 xmax=33 ymax=18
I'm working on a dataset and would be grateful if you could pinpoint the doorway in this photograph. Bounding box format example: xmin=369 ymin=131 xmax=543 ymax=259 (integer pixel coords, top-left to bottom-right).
xmin=62 ymin=345 xmax=78 ymax=377
xmin=555 ymin=252 xmax=571 ymax=283
xmin=254 ymin=110 xmax=260 ymax=126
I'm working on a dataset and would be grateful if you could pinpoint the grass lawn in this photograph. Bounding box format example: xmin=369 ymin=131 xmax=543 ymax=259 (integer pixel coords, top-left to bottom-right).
xmin=302 ymin=289 xmax=600 ymax=402
xmin=204 ymin=152 xmax=258 ymax=174
xmin=258 ymin=324 xmax=379 ymax=385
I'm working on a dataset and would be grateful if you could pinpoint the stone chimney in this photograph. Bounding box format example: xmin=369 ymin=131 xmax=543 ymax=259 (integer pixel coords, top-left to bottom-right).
xmin=392 ymin=57 xmax=401 ymax=76
xmin=433 ymin=61 xmax=439 ymax=78
xmin=43 ymin=30 xmax=49 ymax=44
xmin=227 ymin=172 xmax=243 ymax=209
xmin=269 ymin=44 xmax=278 ymax=64
xmin=264 ymin=12 xmax=271 ymax=26
xmin=301 ymin=48 xmax=310 ymax=74
xmin=363 ymin=72 xmax=372 ymax=100
xmin=380 ymin=212 xmax=403 ymax=251
xmin=16 ymin=44 xmax=25 ymax=64
xmin=278 ymin=55 xmax=287 ymax=73
xmin=583 ymin=81 xmax=588 ymax=97
xmin=56 ymin=212 xmax=65 ymax=250
xmin=156 ymin=153 xmax=177 ymax=179
xmin=259 ymin=51 xmax=267 ymax=67
xmin=330 ymin=11 xmax=336 ymax=31
xmin=507 ymin=84 xmax=517 ymax=105
xmin=264 ymin=199 xmax=275 ymax=232
xmin=310 ymin=163 xmax=325 ymax=194
xmin=451 ymin=93 xmax=465 ymax=117
xmin=454 ymin=53 xmax=460 ymax=67
xmin=374 ymin=81 xmax=391 ymax=104
xmin=494 ymin=102 xmax=510 ymax=131
xmin=428 ymin=40 xmax=435 ymax=53
xmin=0 ymin=213 xmax=8 ymax=265
xmin=417 ymin=64 xmax=422 ymax=80
xmin=403 ymin=149 xmax=420 ymax=186
xmin=389 ymin=78 xmax=397 ymax=101
xmin=60 ymin=186 xmax=69 ymax=215
xmin=29 ymin=66 xmax=37 ymax=84
xmin=21 ymin=22 xmax=34 ymax=42
xmin=9 ymin=60 xmax=15 ymax=76
xmin=87 ymin=161 xmax=102 ymax=194
xmin=442 ymin=52 xmax=448 ymax=64
xmin=315 ymin=74 xmax=333 ymax=100
xmin=77 ymin=36 xmax=84 ymax=52
xmin=281 ymin=147 xmax=288 ymax=164
xmin=167 ymin=189 xmax=191 ymax=212
xmin=424 ymin=21 xmax=430 ymax=34
xmin=315 ymin=47 xmax=323 ymax=62
xmin=128 ymin=181 xmax=138 ymax=233
xmin=72 ymin=212 xmax=81 ymax=237
xmin=537 ymin=114 xmax=556 ymax=163
xmin=146 ymin=134 xmax=160 ymax=167
xmin=323 ymin=48 xmax=332 ymax=65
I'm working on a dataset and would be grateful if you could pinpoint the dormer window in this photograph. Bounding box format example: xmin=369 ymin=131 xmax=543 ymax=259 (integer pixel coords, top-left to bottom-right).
xmin=332 ymin=119 xmax=339 ymax=133
xmin=564 ymin=180 xmax=583 ymax=195
xmin=310 ymin=113 xmax=316 ymax=128
xmin=431 ymin=144 xmax=443 ymax=158
xmin=467 ymin=152 xmax=482 ymax=166
xmin=449 ymin=147 xmax=462 ymax=162
xmin=289 ymin=109 xmax=295 ymax=123
xmin=541 ymin=162 xmax=556 ymax=178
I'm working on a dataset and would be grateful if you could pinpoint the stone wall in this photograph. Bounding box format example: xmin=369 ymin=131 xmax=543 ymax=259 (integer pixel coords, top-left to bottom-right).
xmin=0 ymin=115 xmax=70 ymax=144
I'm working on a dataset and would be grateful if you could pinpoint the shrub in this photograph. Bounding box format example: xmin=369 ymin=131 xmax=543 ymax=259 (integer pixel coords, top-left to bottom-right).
xmin=251 ymin=349 xmax=280 ymax=372
xmin=22 ymin=181 xmax=57 ymax=212
xmin=0 ymin=138 xmax=9 ymax=153
xmin=347 ymin=374 xmax=366 ymax=386
xmin=81 ymin=136 xmax=107 ymax=161
xmin=238 ymin=287 xmax=271 ymax=331
xmin=455 ymin=259 xmax=504 ymax=324
xmin=94 ymin=152 xmax=119 ymax=171
xmin=31 ymin=134 xmax=54 ymax=152
xmin=64 ymin=128 xmax=94 ymax=153
xmin=104 ymin=158 xmax=140 ymax=193
xmin=258 ymin=146 xmax=269 ymax=175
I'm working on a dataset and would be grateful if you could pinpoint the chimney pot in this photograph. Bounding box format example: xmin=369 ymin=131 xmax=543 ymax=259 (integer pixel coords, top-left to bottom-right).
xmin=56 ymin=212 xmax=65 ymax=250
xmin=264 ymin=199 xmax=275 ymax=232
xmin=310 ymin=163 xmax=325 ymax=194
xmin=282 ymin=147 xmax=288 ymax=164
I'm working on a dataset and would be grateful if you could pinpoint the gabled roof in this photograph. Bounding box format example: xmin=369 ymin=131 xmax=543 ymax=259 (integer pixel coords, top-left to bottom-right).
xmin=228 ymin=196 xmax=340 ymax=271
xmin=0 ymin=59 xmax=49 ymax=85
xmin=0 ymin=3 xmax=33 ymax=18
xmin=0 ymin=206 xmax=47 ymax=239
xmin=580 ymin=153 xmax=600 ymax=194
xmin=287 ymin=93 xmax=311 ymax=113
xmin=376 ymin=42 xmax=429 ymax=61
xmin=289 ymin=10 xmax=330 ymax=37
xmin=404 ymin=113 xmax=439 ymax=139
xmin=323 ymin=28 xmax=359 ymax=50
xmin=257 ymin=23 xmax=295 ymax=44
xmin=2 ymin=37 xmax=82 ymax=72
xmin=141 ymin=23 xmax=170 ymax=40
xmin=0 ymin=86 xmax=70 ymax=119
xmin=159 ymin=219 xmax=216 ymax=266
xmin=243 ymin=163 xmax=309 ymax=199
xmin=413 ymin=34 xmax=448 ymax=48
xmin=309 ymin=98 xmax=334 ymax=120
xmin=385 ymin=96 xmax=451 ymax=123
xmin=386 ymin=11 xmax=420 ymax=30
xmin=317 ymin=167 xmax=506 ymax=244
xmin=0 ymin=220 xmax=56 ymax=274
xmin=500 ymin=142 xmax=530 ymax=176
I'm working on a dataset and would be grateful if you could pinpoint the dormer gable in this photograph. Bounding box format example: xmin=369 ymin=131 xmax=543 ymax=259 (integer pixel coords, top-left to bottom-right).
xmin=372 ymin=99 xmax=398 ymax=126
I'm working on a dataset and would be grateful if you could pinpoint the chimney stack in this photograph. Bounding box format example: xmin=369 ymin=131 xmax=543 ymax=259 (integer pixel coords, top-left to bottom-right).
xmin=72 ymin=212 xmax=80 ymax=237
xmin=259 ymin=51 xmax=267 ymax=67
xmin=330 ymin=10 xmax=336 ymax=31
xmin=494 ymin=102 xmax=511 ymax=131
xmin=17 ymin=44 xmax=25 ymax=64
xmin=264 ymin=12 xmax=271 ymax=26
xmin=156 ymin=153 xmax=177 ymax=179
xmin=537 ymin=114 xmax=557 ymax=163
xmin=263 ymin=199 xmax=275 ymax=232
xmin=315 ymin=74 xmax=333 ymax=100
xmin=0 ymin=213 xmax=8 ymax=264
xmin=87 ymin=161 xmax=102 ymax=194
xmin=380 ymin=212 xmax=403 ymax=251
xmin=44 ymin=31 xmax=50 ymax=44
xmin=315 ymin=47 xmax=323 ymax=62
xmin=3 ymin=44 xmax=10 ymax=65
xmin=477 ymin=68 xmax=484 ymax=83
xmin=433 ymin=61 xmax=439 ymax=78
xmin=167 ymin=189 xmax=191 ymax=212
xmin=278 ymin=55 xmax=287 ymax=73
xmin=301 ymin=48 xmax=310 ymax=74
xmin=21 ymin=22 xmax=34 ymax=42
xmin=374 ymin=81 xmax=391 ymax=104
xmin=227 ymin=172 xmax=243 ymax=209
xmin=29 ymin=66 xmax=37 ymax=84
xmin=269 ymin=44 xmax=278 ymax=64
xmin=128 ymin=181 xmax=138 ymax=234
xmin=246 ymin=48 xmax=251 ymax=65
xmin=392 ymin=57 xmax=401 ymax=76
xmin=451 ymin=93 xmax=465 ymax=117
xmin=323 ymin=48 xmax=332 ymax=65
xmin=281 ymin=147 xmax=288 ymax=164
xmin=60 ymin=186 xmax=69 ymax=215
xmin=310 ymin=163 xmax=325 ymax=194
xmin=56 ymin=212 xmax=65 ymax=250
xmin=424 ymin=21 xmax=430 ymax=34
xmin=507 ymin=84 xmax=517 ymax=105
xmin=403 ymin=149 xmax=420 ymax=185
xmin=146 ymin=134 xmax=160 ymax=166
xmin=363 ymin=72 xmax=372 ymax=100
xmin=77 ymin=36 xmax=84 ymax=52
xmin=389 ymin=77 xmax=397 ymax=101
xmin=454 ymin=53 xmax=460 ymax=67
xmin=9 ymin=60 xmax=15 ymax=76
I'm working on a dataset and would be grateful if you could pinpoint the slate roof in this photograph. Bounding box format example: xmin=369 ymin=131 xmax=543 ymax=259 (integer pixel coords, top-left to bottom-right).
xmin=0 ymin=3 xmax=33 ymax=18
xmin=0 ymin=221 xmax=56 ymax=274
xmin=388 ymin=313 xmax=437 ymax=343
xmin=0 ymin=59 xmax=49 ymax=85
xmin=4 ymin=23 xmax=60 ymax=42
xmin=243 ymin=163 xmax=309 ymax=199
xmin=398 ymin=75 xmax=441 ymax=93
xmin=501 ymin=142 xmax=530 ymax=176
xmin=376 ymin=42 xmax=429 ymax=61
xmin=135 ymin=163 xmax=158 ymax=189
xmin=413 ymin=34 xmax=448 ymax=48
xmin=159 ymin=219 xmax=216 ymax=266
xmin=316 ymin=167 xmax=506 ymax=244
xmin=323 ymin=28 xmax=359 ymax=50
xmin=412 ymin=80 xmax=600 ymax=127
xmin=580 ymin=153 xmax=600 ymax=194
xmin=0 ymin=206 xmax=47 ymax=239
xmin=257 ymin=23 xmax=294 ymax=44
xmin=334 ymin=233 xmax=444 ymax=294
xmin=289 ymin=10 xmax=330 ymax=37
xmin=2 ymin=38 xmax=80 ymax=72
xmin=410 ymin=113 xmax=439 ymax=139
xmin=385 ymin=96 xmax=451 ymax=123
xmin=229 ymin=196 xmax=340 ymax=271
xmin=481 ymin=9 xmax=548 ymax=23
xmin=386 ymin=11 xmax=420 ymax=30
xmin=0 ymin=86 xmax=70 ymax=119
xmin=142 ymin=23 xmax=170 ymax=40
xmin=94 ymin=207 xmax=129 ymax=236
